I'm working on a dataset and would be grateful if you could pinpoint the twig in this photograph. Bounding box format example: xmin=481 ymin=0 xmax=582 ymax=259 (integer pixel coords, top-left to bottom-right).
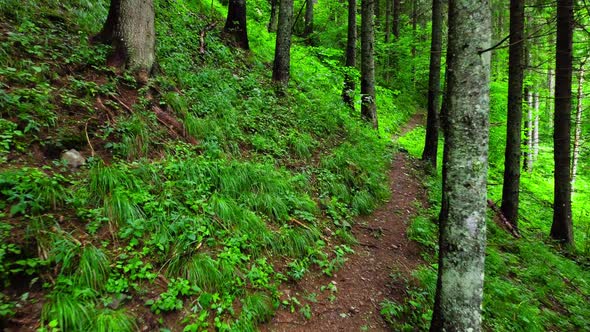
xmin=84 ymin=119 xmax=95 ymax=157
xmin=200 ymin=23 xmax=217 ymax=54
xmin=290 ymin=219 xmax=330 ymax=243
xmin=487 ymin=199 xmax=522 ymax=238
xmin=111 ymin=95 xmax=134 ymax=114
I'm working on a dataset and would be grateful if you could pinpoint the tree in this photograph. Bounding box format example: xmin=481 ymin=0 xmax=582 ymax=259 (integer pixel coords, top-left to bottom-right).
xmin=572 ymin=63 xmax=585 ymax=187
xmin=268 ymin=0 xmax=279 ymax=32
xmin=430 ymin=0 xmax=491 ymax=330
xmin=272 ymin=0 xmax=294 ymax=85
xmin=392 ymin=0 xmax=400 ymax=39
xmin=303 ymin=0 xmax=314 ymax=38
xmin=94 ymin=0 xmax=156 ymax=78
xmin=550 ymin=0 xmax=574 ymax=245
xmin=500 ymin=0 xmax=525 ymax=227
xmin=385 ymin=0 xmax=392 ymax=43
xmin=342 ymin=0 xmax=357 ymax=107
xmin=361 ymin=0 xmax=378 ymax=128
xmin=223 ymin=0 xmax=250 ymax=50
xmin=421 ymin=0 xmax=443 ymax=169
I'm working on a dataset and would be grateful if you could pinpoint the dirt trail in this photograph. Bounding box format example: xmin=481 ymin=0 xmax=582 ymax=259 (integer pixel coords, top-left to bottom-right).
xmin=263 ymin=115 xmax=427 ymax=332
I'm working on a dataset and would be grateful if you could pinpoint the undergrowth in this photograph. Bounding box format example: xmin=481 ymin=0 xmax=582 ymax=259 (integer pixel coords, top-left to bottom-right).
xmin=0 ymin=0 xmax=417 ymax=330
xmin=383 ymin=122 xmax=590 ymax=331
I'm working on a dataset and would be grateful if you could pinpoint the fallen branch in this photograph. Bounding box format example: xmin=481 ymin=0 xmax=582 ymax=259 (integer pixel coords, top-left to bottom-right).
xmin=152 ymin=105 xmax=198 ymax=145
xmin=84 ymin=119 xmax=95 ymax=157
xmin=487 ymin=199 xmax=522 ymax=238
xmin=200 ymin=23 xmax=217 ymax=54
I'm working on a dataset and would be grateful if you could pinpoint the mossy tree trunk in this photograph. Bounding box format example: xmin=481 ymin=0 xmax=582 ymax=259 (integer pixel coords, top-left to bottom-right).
xmin=421 ymin=0 xmax=443 ymax=169
xmin=342 ymin=0 xmax=357 ymax=107
xmin=95 ymin=0 xmax=156 ymax=78
xmin=430 ymin=0 xmax=491 ymax=330
xmin=272 ymin=0 xmax=294 ymax=85
xmin=385 ymin=0 xmax=392 ymax=43
xmin=551 ymin=0 xmax=574 ymax=246
xmin=223 ymin=0 xmax=249 ymax=50
xmin=361 ymin=0 xmax=378 ymax=129
xmin=501 ymin=0 xmax=525 ymax=227
xmin=571 ymin=65 xmax=584 ymax=187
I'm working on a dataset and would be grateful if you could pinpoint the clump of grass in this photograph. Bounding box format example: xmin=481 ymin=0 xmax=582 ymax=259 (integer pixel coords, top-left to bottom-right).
xmin=41 ymin=291 xmax=93 ymax=331
xmin=103 ymin=189 xmax=144 ymax=226
xmin=91 ymin=308 xmax=136 ymax=332
xmin=75 ymin=245 xmax=110 ymax=290
xmin=240 ymin=292 xmax=276 ymax=324
xmin=88 ymin=162 xmax=133 ymax=203
xmin=167 ymin=253 xmax=226 ymax=292
xmin=271 ymin=227 xmax=319 ymax=258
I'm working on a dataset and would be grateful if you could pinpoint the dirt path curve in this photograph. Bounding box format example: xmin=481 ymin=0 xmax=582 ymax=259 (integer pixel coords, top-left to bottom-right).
xmin=262 ymin=114 xmax=427 ymax=332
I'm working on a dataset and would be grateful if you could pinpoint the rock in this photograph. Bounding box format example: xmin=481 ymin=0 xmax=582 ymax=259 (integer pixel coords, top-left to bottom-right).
xmin=61 ymin=149 xmax=85 ymax=168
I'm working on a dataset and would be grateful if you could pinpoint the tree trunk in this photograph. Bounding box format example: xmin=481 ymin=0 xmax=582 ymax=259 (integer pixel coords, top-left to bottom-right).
xmin=429 ymin=0 xmax=491 ymax=330
xmin=523 ymin=89 xmax=532 ymax=171
xmin=92 ymin=0 xmax=120 ymax=44
xmin=385 ymin=0 xmax=392 ymax=43
xmin=303 ymin=0 xmax=314 ymax=39
xmin=361 ymin=0 xmax=378 ymax=129
xmin=547 ymin=67 xmax=554 ymax=128
xmin=421 ymin=0 xmax=443 ymax=169
xmin=268 ymin=0 xmax=279 ymax=32
xmin=96 ymin=0 xmax=156 ymax=78
xmin=392 ymin=0 xmax=400 ymax=39
xmin=550 ymin=0 xmax=574 ymax=245
xmin=533 ymin=92 xmax=539 ymax=160
xmin=375 ymin=0 xmax=381 ymax=26
xmin=571 ymin=65 xmax=584 ymax=187
xmin=272 ymin=0 xmax=294 ymax=85
xmin=223 ymin=0 xmax=249 ymax=50
xmin=342 ymin=0 xmax=357 ymax=107
xmin=500 ymin=0 xmax=525 ymax=227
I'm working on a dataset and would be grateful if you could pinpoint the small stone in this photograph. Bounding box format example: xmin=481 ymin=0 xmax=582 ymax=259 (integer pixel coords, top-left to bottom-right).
xmin=61 ymin=149 xmax=85 ymax=168
xmin=349 ymin=306 xmax=360 ymax=314
xmin=392 ymin=244 xmax=400 ymax=249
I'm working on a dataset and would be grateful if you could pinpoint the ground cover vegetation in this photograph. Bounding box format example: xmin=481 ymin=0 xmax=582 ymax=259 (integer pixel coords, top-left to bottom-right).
xmin=0 ymin=0 xmax=422 ymax=330
xmin=1 ymin=0 xmax=589 ymax=331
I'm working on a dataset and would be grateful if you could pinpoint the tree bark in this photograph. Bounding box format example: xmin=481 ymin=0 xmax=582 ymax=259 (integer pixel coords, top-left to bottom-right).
xmin=392 ymin=0 xmax=400 ymax=39
xmin=571 ymin=65 xmax=584 ymax=187
xmin=361 ymin=0 xmax=378 ymax=129
xmin=96 ymin=0 xmax=156 ymax=77
xmin=500 ymin=0 xmax=524 ymax=227
xmin=550 ymin=0 xmax=574 ymax=245
xmin=429 ymin=0 xmax=491 ymax=330
xmin=268 ymin=0 xmax=279 ymax=32
xmin=272 ymin=0 xmax=294 ymax=85
xmin=342 ymin=0 xmax=357 ymax=107
xmin=522 ymin=89 xmax=532 ymax=171
xmin=533 ymin=92 xmax=539 ymax=161
xmin=303 ymin=0 xmax=314 ymax=39
xmin=92 ymin=0 xmax=120 ymax=44
xmin=223 ymin=0 xmax=250 ymax=50
xmin=421 ymin=0 xmax=443 ymax=169
xmin=547 ymin=67 xmax=554 ymax=127
xmin=385 ymin=0 xmax=392 ymax=43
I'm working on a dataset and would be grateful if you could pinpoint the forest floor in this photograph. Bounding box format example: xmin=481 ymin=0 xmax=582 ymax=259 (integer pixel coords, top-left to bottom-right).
xmin=262 ymin=114 xmax=428 ymax=332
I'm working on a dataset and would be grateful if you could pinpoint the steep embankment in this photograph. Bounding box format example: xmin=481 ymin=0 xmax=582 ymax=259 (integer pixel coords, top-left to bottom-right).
xmin=0 ymin=1 xmax=417 ymax=331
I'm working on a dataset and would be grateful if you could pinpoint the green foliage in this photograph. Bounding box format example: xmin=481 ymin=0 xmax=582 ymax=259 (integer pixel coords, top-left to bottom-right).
xmin=0 ymin=167 xmax=69 ymax=216
xmin=92 ymin=309 xmax=137 ymax=332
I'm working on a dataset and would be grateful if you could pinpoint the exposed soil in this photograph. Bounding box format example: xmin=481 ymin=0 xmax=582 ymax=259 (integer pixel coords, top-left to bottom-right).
xmin=262 ymin=115 xmax=427 ymax=332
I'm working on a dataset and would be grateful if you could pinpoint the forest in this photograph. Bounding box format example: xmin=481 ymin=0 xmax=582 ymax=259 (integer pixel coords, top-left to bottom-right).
xmin=0 ymin=0 xmax=589 ymax=331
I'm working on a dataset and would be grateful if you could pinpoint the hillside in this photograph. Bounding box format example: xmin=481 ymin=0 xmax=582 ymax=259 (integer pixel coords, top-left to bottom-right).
xmin=1 ymin=0 xmax=590 ymax=332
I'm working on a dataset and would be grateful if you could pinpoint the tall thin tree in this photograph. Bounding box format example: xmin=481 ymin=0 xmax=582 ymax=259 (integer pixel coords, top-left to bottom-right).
xmin=361 ymin=0 xmax=378 ymax=128
xmin=342 ymin=0 xmax=357 ymax=107
xmin=430 ymin=0 xmax=491 ymax=330
xmin=272 ymin=0 xmax=294 ymax=85
xmin=550 ymin=0 xmax=574 ymax=245
xmin=223 ymin=0 xmax=249 ymax=50
xmin=421 ymin=0 xmax=443 ymax=169
xmin=392 ymin=0 xmax=401 ymax=39
xmin=303 ymin=0 xmax=314 ymax=38
xmin=500 ymin=0 xmax=525 ymax=227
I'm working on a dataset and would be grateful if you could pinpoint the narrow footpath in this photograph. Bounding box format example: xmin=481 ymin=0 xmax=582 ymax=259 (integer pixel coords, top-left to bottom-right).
xmin=263 ymin=115 xmax=428 ymax=331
